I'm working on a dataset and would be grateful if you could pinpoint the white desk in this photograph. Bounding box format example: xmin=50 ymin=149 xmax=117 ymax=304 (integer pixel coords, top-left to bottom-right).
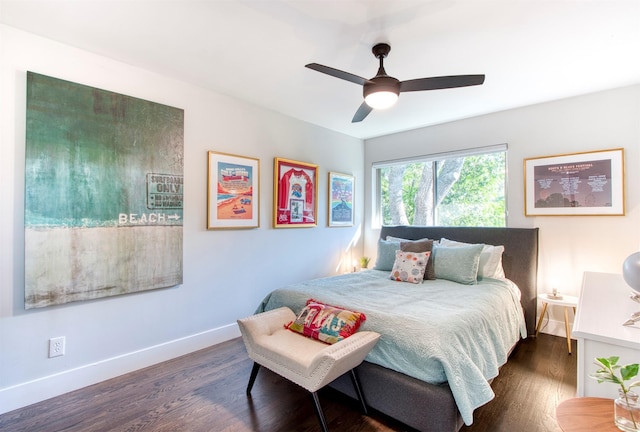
xmin=573 ymin=271 xmax=640 ymax=398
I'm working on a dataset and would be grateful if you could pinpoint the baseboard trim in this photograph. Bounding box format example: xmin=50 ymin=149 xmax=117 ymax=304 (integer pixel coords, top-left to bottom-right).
xmin=0 ymin=323 xmax=240 ymax=415
xmin=536 ymin=317 xmax=575 ymax=340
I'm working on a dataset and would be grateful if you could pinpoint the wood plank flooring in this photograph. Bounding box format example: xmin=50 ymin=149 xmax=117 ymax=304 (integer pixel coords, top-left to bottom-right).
xmin=0 ymin=334 xmax=576 ymax=432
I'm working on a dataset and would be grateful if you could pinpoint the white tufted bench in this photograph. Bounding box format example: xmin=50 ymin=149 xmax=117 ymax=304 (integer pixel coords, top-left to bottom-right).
xmin=237 ymin=307 xmax=381 ymax=432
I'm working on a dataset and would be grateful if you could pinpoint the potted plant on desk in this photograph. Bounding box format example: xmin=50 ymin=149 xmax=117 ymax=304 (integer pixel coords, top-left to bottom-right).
xmin=591 ymin=356 xmax=640 ymax=432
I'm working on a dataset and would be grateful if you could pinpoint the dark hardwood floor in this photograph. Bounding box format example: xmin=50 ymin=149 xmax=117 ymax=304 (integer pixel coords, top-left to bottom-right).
xmin=0 ymin=333 xmax=576 ymax=432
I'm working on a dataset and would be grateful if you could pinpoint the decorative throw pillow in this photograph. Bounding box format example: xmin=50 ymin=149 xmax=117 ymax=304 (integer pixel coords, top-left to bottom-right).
xmin=373 ymin=239 xmax=401 ymax=271
xmin=286 ymin=299 xmax=366 ymax=344
xmin=390 ymin=250 xmax=431 ymax=284
xmin=439 ymin=238 xmax=506 ymax=279
xmin=400 ymin=239 xmax=435 ymax=280
xmin=432 ymin=244 xmax=484 ymax=284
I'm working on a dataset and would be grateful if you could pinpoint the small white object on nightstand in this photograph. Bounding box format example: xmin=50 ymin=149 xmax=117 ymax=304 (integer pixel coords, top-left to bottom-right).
xmin=535 ymin=292 xmax=579 ymax=354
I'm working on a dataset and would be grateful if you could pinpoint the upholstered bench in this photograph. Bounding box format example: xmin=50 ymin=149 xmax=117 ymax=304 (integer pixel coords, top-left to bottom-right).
xmin=237 ymin=306 xmax=380 ymax=432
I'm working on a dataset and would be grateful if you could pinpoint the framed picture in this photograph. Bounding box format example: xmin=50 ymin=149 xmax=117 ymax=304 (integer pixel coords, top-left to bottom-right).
xmin=207 ymin=151 xmax=260 ymax=229
xmin=328 ymin=172 xmax=354 ymax=227
xmin=273 ymin=157 xmax=318 ymax=228
xmin=524 ymin=148 xmax=624 ymax=216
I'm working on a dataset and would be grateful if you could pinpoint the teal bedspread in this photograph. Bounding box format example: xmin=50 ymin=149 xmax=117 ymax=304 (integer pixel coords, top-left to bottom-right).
xmin=257 ymin=270 xmax=527 ymax=425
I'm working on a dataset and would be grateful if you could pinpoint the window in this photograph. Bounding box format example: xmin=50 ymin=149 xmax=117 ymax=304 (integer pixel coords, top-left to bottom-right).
xmin=373 ymin=145 xmax=507 ymax=227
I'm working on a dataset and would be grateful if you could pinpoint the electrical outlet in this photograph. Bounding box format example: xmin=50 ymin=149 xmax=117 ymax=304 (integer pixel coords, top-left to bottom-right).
xmin=49 ymin=336 xmax=65 ymax=358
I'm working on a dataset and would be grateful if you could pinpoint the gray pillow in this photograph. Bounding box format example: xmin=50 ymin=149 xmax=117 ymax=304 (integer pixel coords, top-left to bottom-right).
xmin=433 ymin=243 xmax=484 ymax=284
xmin=373 ymin=239 xmax=401 ymax=271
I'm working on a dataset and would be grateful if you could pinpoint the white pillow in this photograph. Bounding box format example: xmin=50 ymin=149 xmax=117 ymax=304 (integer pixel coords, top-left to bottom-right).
xmin=439 ymin=238 xmax=505 ymax=279
xmin=386 ymin=235 xmax=439 ymax=245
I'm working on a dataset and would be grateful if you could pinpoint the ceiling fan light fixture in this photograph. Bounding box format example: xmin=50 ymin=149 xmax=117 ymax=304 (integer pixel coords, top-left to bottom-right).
xmin=363 ymin=76 xmax=400 ymax=110
xmin=365 ymin=91 xmax=399 ymax=110
xmin=306 ymin=42 xmax=484 ymax=122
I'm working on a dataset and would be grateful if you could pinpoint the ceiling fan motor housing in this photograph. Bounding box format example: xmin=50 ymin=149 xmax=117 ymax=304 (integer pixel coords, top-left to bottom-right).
xmin=363 ymin=76 xmax=400 ymax=99
xmin=364 ymin=76 xmax=400 ymax=109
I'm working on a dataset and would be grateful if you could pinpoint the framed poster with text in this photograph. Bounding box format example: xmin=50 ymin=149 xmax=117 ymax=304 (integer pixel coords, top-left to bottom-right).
xmin=524 ymin=148 xmax=624 ymax=216
xmin=273 ymin=157 xmax=318 ymax=228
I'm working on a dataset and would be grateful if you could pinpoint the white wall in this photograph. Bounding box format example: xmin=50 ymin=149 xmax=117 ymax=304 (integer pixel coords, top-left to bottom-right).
xmin=363 ymin=85 xmax=640 ymax=336
xmin=0 ymin=25 xmax=364 ymax=413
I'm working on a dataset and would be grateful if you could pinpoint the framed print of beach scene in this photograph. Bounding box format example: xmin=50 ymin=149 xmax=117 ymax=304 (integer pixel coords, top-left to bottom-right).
xmin=273 ymin=157 xmax=318 ymax=228
xmin=207 ymin=151 xmax=260 ymax=229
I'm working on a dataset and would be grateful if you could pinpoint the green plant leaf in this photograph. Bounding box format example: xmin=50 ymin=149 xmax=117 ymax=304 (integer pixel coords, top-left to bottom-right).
xmin=596 ymin=357 xmax=614 ymax=368
xmin=591 ymin=356 xmax=640 ymax=397
xmin=622 ymin=364 xmax=640 ymax=381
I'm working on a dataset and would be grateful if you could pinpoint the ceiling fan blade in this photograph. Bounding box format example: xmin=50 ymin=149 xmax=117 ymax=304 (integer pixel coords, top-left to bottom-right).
xmin=400 ymin=75 xmax=485 ymax=92
xmin=305 ymin=63 xmax=373 ymax=86
xmin=352 ymin=102 xmax=373 ymax=123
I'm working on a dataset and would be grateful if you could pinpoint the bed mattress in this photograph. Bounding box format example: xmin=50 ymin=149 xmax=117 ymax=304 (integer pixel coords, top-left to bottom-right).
xmin=257 ymin=269 xmax=526 ymax=425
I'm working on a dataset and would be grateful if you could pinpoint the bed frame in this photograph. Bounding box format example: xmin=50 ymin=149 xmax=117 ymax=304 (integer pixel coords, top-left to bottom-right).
xmin=329 ymin=226 xmax=539 ymax=432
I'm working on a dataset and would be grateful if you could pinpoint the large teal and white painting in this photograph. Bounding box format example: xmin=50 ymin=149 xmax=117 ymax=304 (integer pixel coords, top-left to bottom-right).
xmin=25 ymin=72 xmax=184 ymax=309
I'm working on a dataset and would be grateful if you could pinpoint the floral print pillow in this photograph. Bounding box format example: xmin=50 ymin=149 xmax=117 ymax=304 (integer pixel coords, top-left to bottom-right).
xmin=390 ymin=250 xmax=431 ymax=284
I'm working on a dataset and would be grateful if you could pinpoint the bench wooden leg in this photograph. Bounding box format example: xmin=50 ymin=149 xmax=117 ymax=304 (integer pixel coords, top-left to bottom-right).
xmin=349 ymin=369 xmax=369 ymax=415
xmin=246 ymin=362 xmax=261 ymax=394
xmin=311 ymin=391 xmax=329 ymax=432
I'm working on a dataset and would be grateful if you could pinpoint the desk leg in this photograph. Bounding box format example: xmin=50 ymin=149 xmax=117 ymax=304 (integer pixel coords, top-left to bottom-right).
xmin=535 ymin=302 xmax=548 ymax=337
xmin=564 ymin=306 xmax=571 ymax=354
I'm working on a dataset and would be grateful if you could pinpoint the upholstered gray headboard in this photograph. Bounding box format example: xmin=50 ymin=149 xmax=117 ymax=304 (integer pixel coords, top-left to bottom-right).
xmin=379 ymin=226 xmax=539 ymax=336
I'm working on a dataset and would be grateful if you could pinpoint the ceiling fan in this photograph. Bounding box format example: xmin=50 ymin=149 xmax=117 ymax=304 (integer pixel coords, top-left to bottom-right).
xmin=305 ymin=43 xmax=485 ymax=123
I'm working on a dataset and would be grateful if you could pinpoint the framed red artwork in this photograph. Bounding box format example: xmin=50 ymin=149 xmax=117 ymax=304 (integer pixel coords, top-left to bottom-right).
xmin=273 ymin=157 xmax=318 ymax=228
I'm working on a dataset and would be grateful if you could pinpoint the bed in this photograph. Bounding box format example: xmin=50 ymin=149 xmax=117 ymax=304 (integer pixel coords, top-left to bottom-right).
xmin=257 ymin=226 xmax=539 ymax=432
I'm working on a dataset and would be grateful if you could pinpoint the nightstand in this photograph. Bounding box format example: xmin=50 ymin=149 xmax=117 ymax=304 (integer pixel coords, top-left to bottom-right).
xmin=535 ymin=293 xmax=579 ymax=354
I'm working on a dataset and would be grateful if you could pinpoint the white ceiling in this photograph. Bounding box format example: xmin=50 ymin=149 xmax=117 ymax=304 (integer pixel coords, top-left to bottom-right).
xmin=2 ymin=0 xmax=640 ymax=139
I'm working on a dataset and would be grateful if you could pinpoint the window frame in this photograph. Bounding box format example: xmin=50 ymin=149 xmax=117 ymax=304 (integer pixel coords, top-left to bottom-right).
xmin=371 ymin=144 xmax=508 ymax=228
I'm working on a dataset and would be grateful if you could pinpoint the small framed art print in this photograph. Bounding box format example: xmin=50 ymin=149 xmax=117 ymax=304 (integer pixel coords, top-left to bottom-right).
xmin=207 ymin=151 xmax=260 ymax=229
xmin=328 ymin=172 xmax=354 ymax=227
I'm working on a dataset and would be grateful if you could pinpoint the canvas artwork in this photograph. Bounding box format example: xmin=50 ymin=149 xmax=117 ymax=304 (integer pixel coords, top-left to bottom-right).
xmin=24 ymin=72 xmax=184 ymax=309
